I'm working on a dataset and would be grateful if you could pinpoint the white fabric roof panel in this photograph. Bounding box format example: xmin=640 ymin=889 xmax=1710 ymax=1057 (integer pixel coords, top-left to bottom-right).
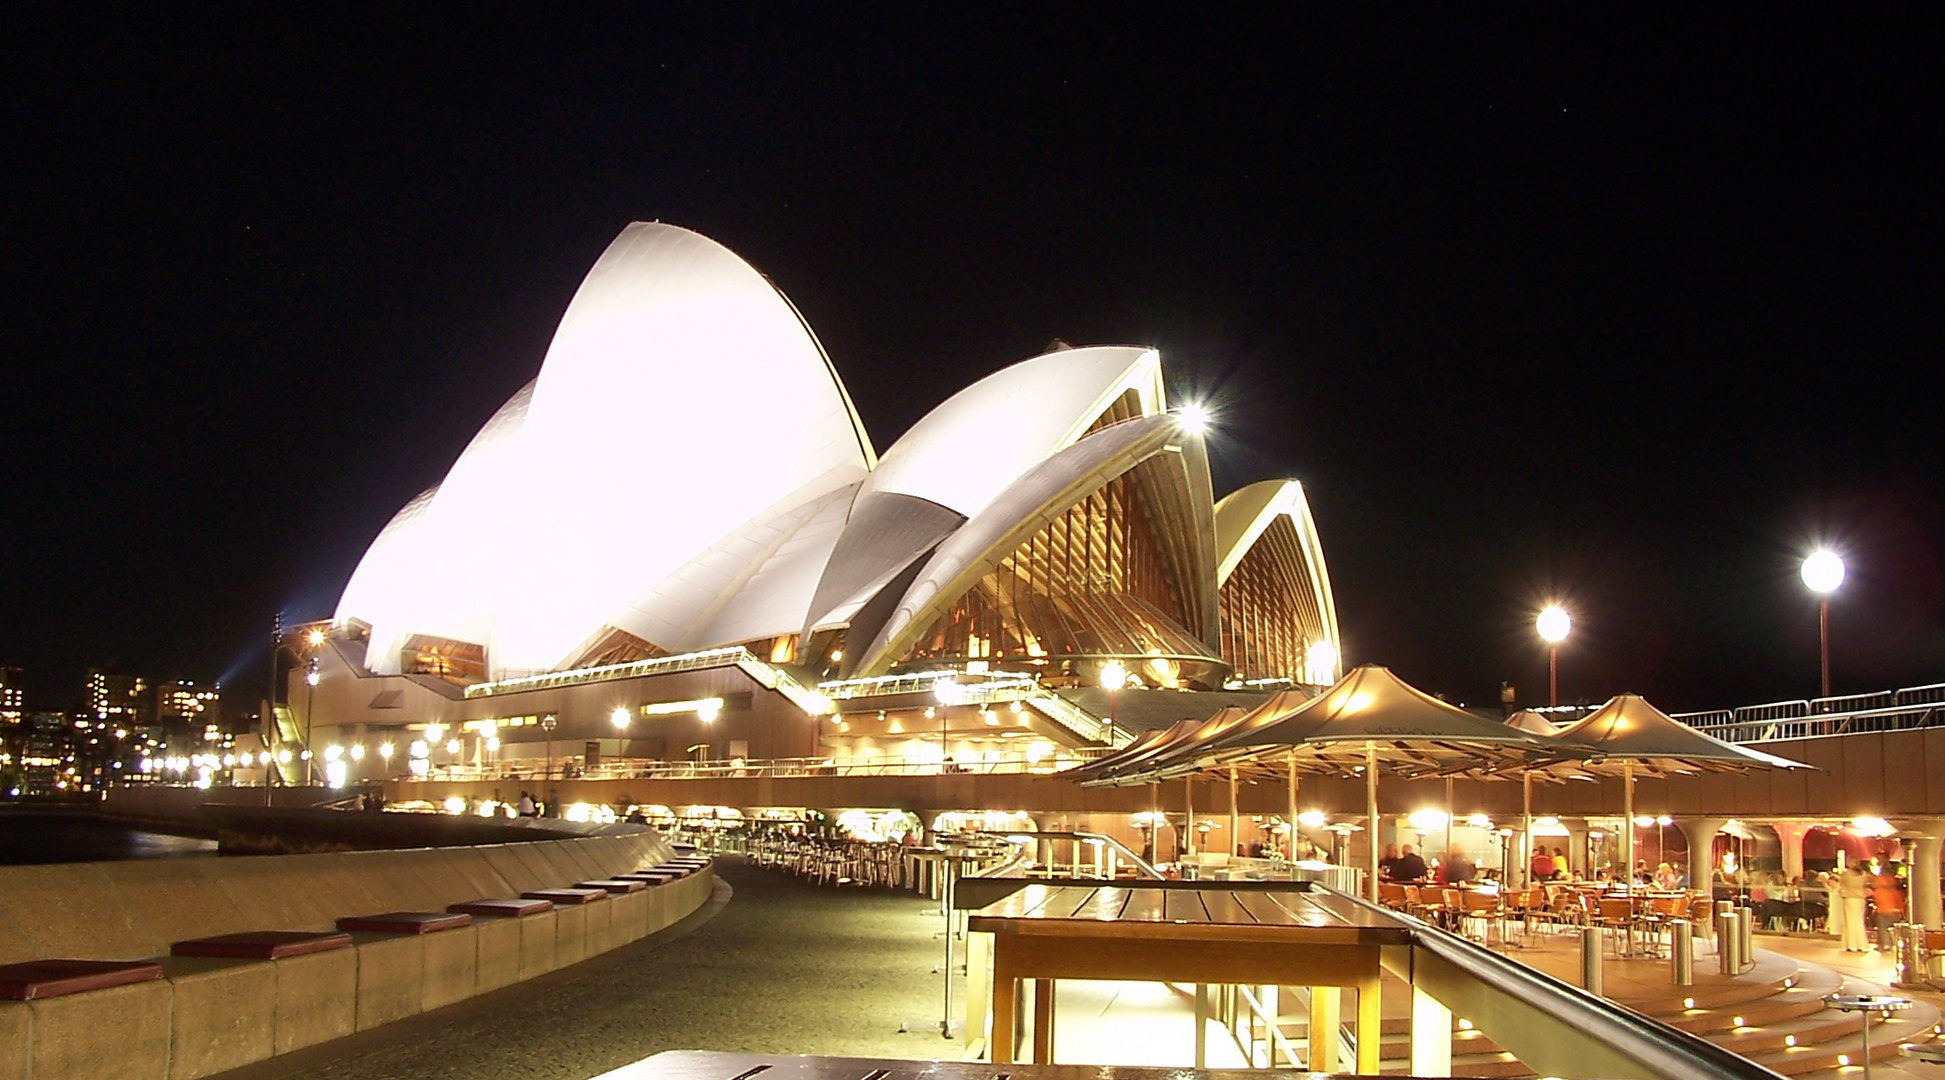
xmin=484 ymin=223 xmax=875 ymax=677
xmin=861 ymin=345 xmax=1164 ymax=519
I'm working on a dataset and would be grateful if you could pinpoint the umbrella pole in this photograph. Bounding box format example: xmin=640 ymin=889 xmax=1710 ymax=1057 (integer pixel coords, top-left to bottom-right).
xmin=1623 ymin=760 xmax=1635 ymax=886
xmin=1287 ymin=751 xmax=1299 ymax=861
xmin=1185 ymin=776 xmax=1195 ymax=857
xmin=1228 ymin=767 xmax=1240 ymax=858
xmin=1522 ymin=770 xmax=1533 ymax=889
xmin=1366 ymin=744 xmax=1380 ymax=901
xmin=1445 ymin=776 xmax=1455 ymax=860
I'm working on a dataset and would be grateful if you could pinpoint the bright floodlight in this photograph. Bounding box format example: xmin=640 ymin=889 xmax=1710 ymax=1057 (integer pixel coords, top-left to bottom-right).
xmin=1177 ymin=403 xmax=1210 ymax=435
xmin=1536 ymin=605 xmax=1571 ymax=644
xmin=1099 ymin=660 xmax=1130 ymax=692
xmin=305 ymin=629 xmax=325 ymax=646
xmin=377 ymin=742 xmax=394 ymax=760
xmin=1802 ymin=550 xmax=1845 ymax=594
xmin=696 ymin=697 xmax=722 ymax=724
xmin=610 ymin=706 xmax=632 ymax=730
xmin=933 ymin=678 xmax=965 ymax=706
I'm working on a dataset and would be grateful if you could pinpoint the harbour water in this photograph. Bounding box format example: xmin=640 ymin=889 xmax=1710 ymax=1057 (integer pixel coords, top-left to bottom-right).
xmin=0 ymin=811 xmax=217 ymax=865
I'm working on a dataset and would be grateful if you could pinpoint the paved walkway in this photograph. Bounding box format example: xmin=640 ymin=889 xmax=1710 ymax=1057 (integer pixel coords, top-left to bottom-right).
xmin=217 ymin=858 xmax=960 ymax=1080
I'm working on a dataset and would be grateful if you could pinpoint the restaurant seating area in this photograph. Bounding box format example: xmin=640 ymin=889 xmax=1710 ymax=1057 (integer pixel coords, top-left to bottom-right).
xmin=1377 ymin=879 xmax=1715 ymax=958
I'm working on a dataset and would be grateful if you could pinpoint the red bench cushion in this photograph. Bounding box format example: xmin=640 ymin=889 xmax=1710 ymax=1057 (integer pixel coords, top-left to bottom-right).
xmin=172 ymin=931 xmax=352 ymax=960
xmin=521 ymin=888 xmax=608 ymax=905
xmin=448 ymin=898 xmax=553 ymax=918
xmin=575 ymin=879 xmax=648 ymax=894
xmin=335 ymin=912 xmax=474 ymax=935
xmin=0 ymin=960 xmax=164 ymax=1001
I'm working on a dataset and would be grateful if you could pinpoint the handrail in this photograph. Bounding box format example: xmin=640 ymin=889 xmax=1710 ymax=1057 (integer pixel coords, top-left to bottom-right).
xmin=971 ymin=829 xmax=1163 ymax=880
xmin=1319 ymin=883 xmax=1787 ymax=1080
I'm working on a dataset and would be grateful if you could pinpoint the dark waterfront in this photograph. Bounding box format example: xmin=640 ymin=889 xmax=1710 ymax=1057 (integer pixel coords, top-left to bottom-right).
xmin=0 ymin=811 xmax=217 ymax=865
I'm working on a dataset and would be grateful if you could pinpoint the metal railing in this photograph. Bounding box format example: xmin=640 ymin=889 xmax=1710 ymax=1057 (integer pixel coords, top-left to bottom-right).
xmin=822 ymin=670 xmax=1116 ymax=746
xmin=462 ymin=646 xmax=833 ymax=716
xmin=1677 ymin=680 xmax=1945 ymax=743
xmin=395 ymin=748 xmax=1109 ymax=784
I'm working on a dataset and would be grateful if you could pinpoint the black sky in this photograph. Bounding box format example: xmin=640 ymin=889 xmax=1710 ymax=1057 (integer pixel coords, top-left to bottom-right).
xmin=3 ymin=9 xmax=1940 ymax=713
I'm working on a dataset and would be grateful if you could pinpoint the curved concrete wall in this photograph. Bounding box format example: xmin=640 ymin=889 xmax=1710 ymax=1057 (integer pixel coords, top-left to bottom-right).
xmin=0 ymin=833 xmax=715 ymax=1080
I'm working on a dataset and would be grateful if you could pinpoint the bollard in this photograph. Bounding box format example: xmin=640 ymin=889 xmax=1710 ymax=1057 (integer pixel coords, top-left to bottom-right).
xmin=1895 ymin=923 xmax=1927 ymax=989
xmin=1718 ymin=911 xmax=1743 ymax=975
xmin=1669 ymin=919 xmax=1693 ymax=986
xmin=1581 ymin=926 xmax=1603 ymax=995
xmin=1738 ymin=906 xmax=1754 ymax=970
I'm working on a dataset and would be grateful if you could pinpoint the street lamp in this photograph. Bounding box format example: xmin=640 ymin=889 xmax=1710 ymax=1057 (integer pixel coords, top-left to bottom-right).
xmin=1536 ymin=605 xmax=1571 ymax=707
xmin=1099 ymin=661 xmax=1129 ymax=746
xmin=1801 ymin=549 xmax=1845 ymax=698
xmin=303 ymin=659 xmax=320 ymax=786
xmin=540 ymin=715 xmax=558 ymax=780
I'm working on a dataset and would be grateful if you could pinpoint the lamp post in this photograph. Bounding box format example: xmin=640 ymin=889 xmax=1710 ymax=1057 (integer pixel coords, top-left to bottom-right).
xmin=1099 ymin=660 xmax=1129 ymax=747
xmin=934 ymin=678 xmax=964 ymax=772
xmin=303 ymin=660 xmax=320 ymax=786
xmin=540 ymin=714 xmax=557 ymax=780
xmin=1536 ymin=605 xmax=1571 ymax=707
xmin=1801 ymin=550 xmax=1845 ymax=699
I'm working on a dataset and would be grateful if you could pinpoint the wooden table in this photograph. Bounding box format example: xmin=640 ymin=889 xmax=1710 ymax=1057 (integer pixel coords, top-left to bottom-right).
xmin=968 ymin=883 xmax=1407 ymax=1073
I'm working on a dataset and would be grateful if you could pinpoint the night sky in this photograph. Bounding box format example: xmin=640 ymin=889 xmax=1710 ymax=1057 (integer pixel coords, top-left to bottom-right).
xmin=4 ymin=10 xmax=1940 ymax=714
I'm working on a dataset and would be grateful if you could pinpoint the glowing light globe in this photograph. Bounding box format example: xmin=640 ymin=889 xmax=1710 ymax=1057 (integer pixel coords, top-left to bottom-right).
xmin=1536 ymin=605 xmax=1571 ymax=644
xmin=1801 ymin=550 xmax=1845 ymax=594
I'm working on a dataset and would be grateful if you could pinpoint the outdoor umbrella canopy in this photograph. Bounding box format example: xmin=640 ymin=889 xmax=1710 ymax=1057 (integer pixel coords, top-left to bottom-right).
xmin=1059 ymin=720 xmax=1192 ymax=782
xmin=1085 ymin=695 xmax=1309 ymax=786
xmin=1505 ymin=710 xmax=1566 ymax=737
xmin=1088 ymin=665 xmax=1585 ymax=899
xmin=1546 ymin=693 xmax=1813 ymax=884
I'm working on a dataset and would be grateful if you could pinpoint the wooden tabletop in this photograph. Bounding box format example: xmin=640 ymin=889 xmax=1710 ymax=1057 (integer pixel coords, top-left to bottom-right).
xmin=968 ymin=883 xmax=1410 ymax=946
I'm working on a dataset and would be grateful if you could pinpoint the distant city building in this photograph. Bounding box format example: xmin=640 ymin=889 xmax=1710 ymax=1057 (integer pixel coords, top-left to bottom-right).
xmin=0 ymin=665 xmax=22 ymax=725
xmin=86 ymin=669 xmax=148 ymax=724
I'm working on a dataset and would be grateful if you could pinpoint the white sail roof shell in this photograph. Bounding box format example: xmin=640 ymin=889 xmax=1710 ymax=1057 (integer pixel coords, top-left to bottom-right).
xmin=862 ymin=345 xmax=1163 ymax=519
xmin=336 ymin=379 xmax=536 ymax=673
xmin=484 ymin=224 xmax=874 ymax=677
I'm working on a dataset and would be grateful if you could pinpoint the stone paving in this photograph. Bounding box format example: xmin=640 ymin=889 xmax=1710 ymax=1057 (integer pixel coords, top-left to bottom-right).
xmin=215 ymin=857 xmax=959 ymax=1080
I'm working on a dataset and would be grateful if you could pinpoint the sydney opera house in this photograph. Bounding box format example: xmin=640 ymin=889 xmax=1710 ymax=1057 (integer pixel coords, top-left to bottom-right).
xmin=293 ymin=223 xmax=1340 ymax=780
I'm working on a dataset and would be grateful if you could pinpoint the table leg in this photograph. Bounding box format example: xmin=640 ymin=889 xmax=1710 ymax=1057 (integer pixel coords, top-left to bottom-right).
xmin=1308 ymin=986 xmax=1340 ymax=1073
xmin=1355 ymin=976 xmax=1383 ymax=1076
xmin=1032 ymin=979 xmax=1056 ymax=1064
xmin=1194 ymin=984 xmax=1208 ymax=1067
xmin=992 ymin=972 xmax=1017 ymax=1064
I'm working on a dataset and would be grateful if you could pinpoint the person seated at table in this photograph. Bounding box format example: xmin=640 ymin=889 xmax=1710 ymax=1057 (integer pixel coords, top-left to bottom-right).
xmin=1551 ymin=845 xmax=1570 ymax=877
xmin=1653 ymin=861 xmax=1681 ymax=891
xmin=1393 ymin=844 xmax=1427 ymax=882
xmin=1379 ymin=843 xmax=1402 ymax=880
xmin=1442 ymin=848 xmax=1476 ymax=885
xmin=1530 ymin=846 xmax=1558 ymax=882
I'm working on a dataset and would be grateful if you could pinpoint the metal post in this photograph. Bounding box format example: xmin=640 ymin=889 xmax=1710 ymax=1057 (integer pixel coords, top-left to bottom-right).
xmin=1622 ymin=761 xmax=1635 ymax=887
xmin=1286 ymin=753 xmax=1299 ymax=862
xmin=1669 ymin=920 xmax=1693 ymax=985
xmin=941 ymin=855 xmax=955 ymax=1038
xmin=1549 ymin=645 xmax=1559 ymax=707
xmin=1718 ymin=910 xmax=1742 ymax=975
xmin=1228 ymin=768 xmax=1239 ymax=858
xmin=1365 ymin=744 xmax=1381 ymax=901
xmin=1738 ymin=905 xmax=1754 ymax=969
xmin=1896 ymin=923 xmax=1925 ymax=989
xmin=1581 ymin=926 xmax=1603 ymax=995
xmin=1819 ymin=599 xmax=1831 ymax=699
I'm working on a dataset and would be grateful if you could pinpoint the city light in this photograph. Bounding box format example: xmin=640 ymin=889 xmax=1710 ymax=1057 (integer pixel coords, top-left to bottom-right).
xmin=306 ymin=628 xmax=325 ymax=646
xmin=1177 ymin=403 xmax=1210 ymax=435
xmin=1536 ymin=605 xmax=1571 ymax=643
xmin=696 ymin=698 xmax=721 ymax=723
xmin=349 ymin=743 xmax=366 ymax=760
xmin=444 ymin=739 xmax=460 ymax=755
xmin=1098 ymin=661 xmax=1129 ymax=692
xmin=611 ymin=706 xmax=631 ymax=730
xmin=378 ymin=742 xmax=394 ymax=760
xmin=1801 ymin=549 xmax=1845 ymax=594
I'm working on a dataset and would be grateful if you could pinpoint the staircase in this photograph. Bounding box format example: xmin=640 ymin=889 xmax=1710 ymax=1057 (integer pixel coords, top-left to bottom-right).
xmin=1267 ymin=946 xmax=1942 ymax=1077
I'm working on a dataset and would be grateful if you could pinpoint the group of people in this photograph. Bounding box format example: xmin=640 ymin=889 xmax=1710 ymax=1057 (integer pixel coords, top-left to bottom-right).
xmin=1378 ymin=843 xmax=1477 ymax=885
xmin=1825 ymin=861 xmax=1907 ymax=952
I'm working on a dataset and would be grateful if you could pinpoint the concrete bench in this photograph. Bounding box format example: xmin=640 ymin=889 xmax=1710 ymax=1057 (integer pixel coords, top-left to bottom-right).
xmin=333 ymin=912 xmax=478 ymax=1024
xmin=446 ymin=898 xmax=556 ymax=987
xmin=163 ymin=931 xmax=357 ymax=1078
xmin=521 ymin=889 xmax=608 ymax=964
xmin=1 ymin=960 xmax=170 ymax=1080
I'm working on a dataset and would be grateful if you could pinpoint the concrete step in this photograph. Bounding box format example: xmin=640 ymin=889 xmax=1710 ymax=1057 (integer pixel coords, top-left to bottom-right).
xmin=1659 ymin=963 xmax=1844 ymax=1034
xmin=1742 ymin=982 xmax=1944 ymax=1077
